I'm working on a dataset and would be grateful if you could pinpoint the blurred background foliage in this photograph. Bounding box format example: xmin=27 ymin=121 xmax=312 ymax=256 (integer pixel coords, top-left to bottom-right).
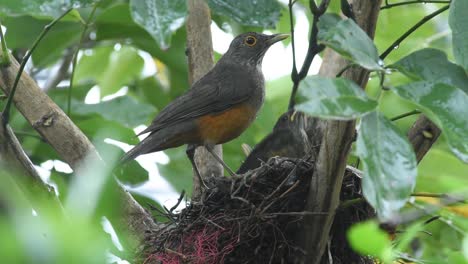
xmin=0 ymin=0 xmax=466 ymax=263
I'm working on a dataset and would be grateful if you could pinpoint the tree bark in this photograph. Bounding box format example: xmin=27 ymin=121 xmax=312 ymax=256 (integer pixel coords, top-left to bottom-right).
xmin=0 ymin=52 xmax=155 ymax=251
xmin=186 ymin=0 xmax=223 ymax=199
xmin=0 ymin=122 xmax=64 ymax=218
xmin=299 ymin=1 xmax=382 ymax=263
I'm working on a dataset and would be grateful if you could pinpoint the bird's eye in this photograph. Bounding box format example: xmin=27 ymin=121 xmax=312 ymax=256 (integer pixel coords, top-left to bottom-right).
xmin=244 ymin=36 xmax=257 ymax=46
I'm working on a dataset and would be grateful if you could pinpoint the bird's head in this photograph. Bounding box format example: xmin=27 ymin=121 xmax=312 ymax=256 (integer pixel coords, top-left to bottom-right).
xmin=224 ymin=32 xmax=289 ymax=66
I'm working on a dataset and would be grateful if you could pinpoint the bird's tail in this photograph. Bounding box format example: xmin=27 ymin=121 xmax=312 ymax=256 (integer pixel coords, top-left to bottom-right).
xmin=120 ymin=132 xmax=162 ymax=163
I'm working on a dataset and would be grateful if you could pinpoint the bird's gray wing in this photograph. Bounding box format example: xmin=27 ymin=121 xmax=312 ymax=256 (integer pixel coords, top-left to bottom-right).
xmin=137 ymin=66 xmax=256 ymax=136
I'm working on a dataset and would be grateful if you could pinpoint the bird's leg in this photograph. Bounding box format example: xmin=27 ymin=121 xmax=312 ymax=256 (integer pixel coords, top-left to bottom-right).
xmin=205 ymin=144 xmax=237 ymax=177
xmin=186 ymin=144 xmax=208 ymax=189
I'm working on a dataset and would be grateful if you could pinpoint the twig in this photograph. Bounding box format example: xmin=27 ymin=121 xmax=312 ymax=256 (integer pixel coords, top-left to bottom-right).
xmin=1 ymin=8 xmax=73 ymax=126
xmin=409 ymin=201 xmax=465 ymax=234
xmin=287 ymin=0 xmax=329 ymax=110
xmin=170 ymin=190 xmax=186 ymax=213
xmin=335 ymin=63 xmax=356 ymax=78
xmin=390 ymin=110 xmax=421 ymax=121
xmin=43 ymin=48 xmax=74 ymax=92
xmin=380 ymin=5 xmax=450 ymax=59
xmin=381 ymin=0 xmax=450 ymax=10
xmin=411 ymin=192 xmax=467 ymax=203
xmin=0 ymin=20 xmax=11 ymax=66
xmin=68 ymin=3 xmax=99 ymax=116
xmin=383 ymin=192 xmax=467 ymax=227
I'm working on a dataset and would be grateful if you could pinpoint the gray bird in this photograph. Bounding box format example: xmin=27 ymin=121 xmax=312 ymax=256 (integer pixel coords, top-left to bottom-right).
xmin=121 ymin=32 xmax=289 ymax=182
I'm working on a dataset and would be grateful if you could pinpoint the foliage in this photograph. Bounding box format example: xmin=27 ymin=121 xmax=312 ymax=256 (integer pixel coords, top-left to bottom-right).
xmin=0 ymin=0 xmax=467 ymax=263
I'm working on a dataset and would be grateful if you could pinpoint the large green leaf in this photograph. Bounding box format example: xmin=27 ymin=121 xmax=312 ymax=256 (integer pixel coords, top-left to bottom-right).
xmin=75 ymin=45 xmax=144 ymax=97
xmin=392 ymin=48 xmax=468 ymax=94
xmin=129 ymin=0 xmax=186 ymax=50
xmin=295 ymin=76 xmax=377 ymax=120
xmin=347 ymin=221 xmax=393 ymax=262
xmin=3 ymin=16 xmax=81 ymax=67
xmin=318 ymin=18 xmax=383 ymax=71
xmin=0 ymin=0 xmax=94 ymax=17
xmin=208 ymin=0 xmax=282 ymax=28
xmin=72 ymin=96 xmax=156 ymax=128
xmin=99 ymin=46 xmax=145 ymax=97
xmin=449 ymin=0 xmax=468 ymax=70
xmin=356 ymin=111 xmax=417 ymax=220
xmin=393 ymin=81 xmax=468 ymax=163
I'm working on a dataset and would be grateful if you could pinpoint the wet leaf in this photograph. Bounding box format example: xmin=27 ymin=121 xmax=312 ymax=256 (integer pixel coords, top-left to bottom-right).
xmin=208 ymin=0 xmax=282 ymax=28
xmin=295 ymin=76 xmax=377 ymax=120
xmin=72 ymin=96 xmax=156 ymax=128
xmin=98 ymin=46 xmax=145 ymax=97
xmin=129 ymin=0 xmax=186 ymax=50
xmin=318 ymin=18 xmax=383 ymax=71
xmin=0 ymin=0 xmax=94 ymax=17
xmin=449 ymin=0 xmax=468 ymax=70
xmin=356 ymin=111 xmax=417 ymax=220
xmin=393 ymin=81 xmax=468 ymax=163
xmin=392 ymin=48 xmax=468 ymax=94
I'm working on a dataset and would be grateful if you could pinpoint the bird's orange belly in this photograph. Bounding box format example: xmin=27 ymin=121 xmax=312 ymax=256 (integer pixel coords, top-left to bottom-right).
xmin=196 ymin=104 xmax=257 ymax=145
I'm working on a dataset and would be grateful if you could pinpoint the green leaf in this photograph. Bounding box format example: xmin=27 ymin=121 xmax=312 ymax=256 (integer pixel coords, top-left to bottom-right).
xmin=99 ymin=46 xmax=144 ymax=97
xmin=0 ymin=0 xmax=94 ymax=17
xmin=392 ymin=48 xmax=468 ymax=94
xmin=318 ymin=18 xmax=383 ymax=71
xmin=107 ymin=147 xmax=149 ymax=186
xmin=72 ymin=96 xmax=156 ymax=128
xmin=129 ymin=0 xmax=186 ymax=50
xmin=75 ymin=45 xmax=114 ymax=83
xmin=449 ymin=0 xmax=468 ymax=70
xmin=347 ymin=221 xmax=393 ymax=263
xmin=3 ymin=16 xmax=81 ymax=67
xmin=393 ymin=81 xmax=468 ymax=163
xmin=463 ymin=236 xmax=468 ymax=261
xmin=208 ymin=0 xmax=282 ymax=28
xmin=295 ymin=76 xmax=377 ymax=120
xmin=356 ymin=111 xmax=417 ymax=220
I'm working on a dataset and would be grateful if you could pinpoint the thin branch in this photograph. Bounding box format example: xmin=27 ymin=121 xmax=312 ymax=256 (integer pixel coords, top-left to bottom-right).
xmin=0 ymin=20 xmax=10 ymax=66
xmin=1 ymin=8 xmax=73 ymax=125
xmin=390 ymin=110 xmax=421 ymax=121
xmin=43 ymin=48 xmax=74 ymax=92
xmin=383 ymin=192 xmax=467 ymax=227
xmin=288 ymin=0 xmax=329 ymax=110
xmin=68 ymin=3 xmax=99 ymax=116
xmin=380 ymin=5 xmax=449 ymax=59
xmin=381 ymin=0 xmax=450 ymax=10
xmin=411 ymin=192 xmax=467 ymax=203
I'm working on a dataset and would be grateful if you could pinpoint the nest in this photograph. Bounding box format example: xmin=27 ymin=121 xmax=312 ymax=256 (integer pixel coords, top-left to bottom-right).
xmin=143 ymin=157 xmax=315 ymax=264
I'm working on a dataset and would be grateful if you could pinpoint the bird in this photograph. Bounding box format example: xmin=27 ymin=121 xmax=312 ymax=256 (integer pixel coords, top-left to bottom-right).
xmin=121 ymin=32 xmax=289 ymax=184
xmin=237 ymin=110 xmax=312 ymax=174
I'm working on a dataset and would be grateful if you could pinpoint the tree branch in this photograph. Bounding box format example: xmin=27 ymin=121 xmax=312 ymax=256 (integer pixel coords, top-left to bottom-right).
xmin=380 ymin=0 xmax=450 ymax=10
xmin=0 ymin=50 xmax=156 ymax=251
xmin=298 ymin=0 xmax=382 ymax=263
xmin=380 ymin=4 xmax=450 ymax=59
xmin=186 ymin=0 xmax=222 ymax=200
xmin=287 ymin=0 xmax=328 ymax=110
xmin=0 ymin=122 xmax=64 ymax=218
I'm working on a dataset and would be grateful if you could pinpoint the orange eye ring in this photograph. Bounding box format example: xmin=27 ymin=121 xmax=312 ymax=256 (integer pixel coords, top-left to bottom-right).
xmin=244 ymin=36 xmax=257 ymax=46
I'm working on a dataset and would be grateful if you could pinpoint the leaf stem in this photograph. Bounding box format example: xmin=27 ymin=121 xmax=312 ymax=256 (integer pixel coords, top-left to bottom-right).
xmin=380 ymin=5 xmax=450 ymax=60
xmin=0 ymin=20 xmax=11 ymax=66
xmin=390 ymin=110 xmax=421 ymax=121
xmin=68 ymin=3 xmax=99 ymax=116
xmin=1 ymin=8 xmax=73 ymax=126
xmin=381 ymin=0 xmax=451 ymax=10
